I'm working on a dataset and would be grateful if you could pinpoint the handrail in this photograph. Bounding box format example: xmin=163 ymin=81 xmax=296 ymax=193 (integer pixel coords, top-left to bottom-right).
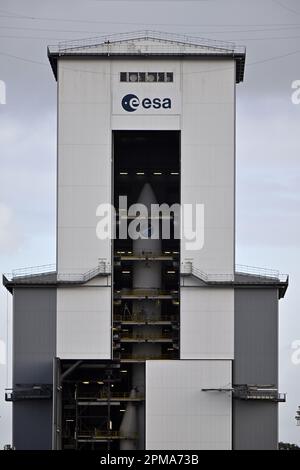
xmin=50 ymin=30 xmax=245 ymax=55
xmin=5 ymin=260 xmax=111 ymax=283
xmin=77 ymin=391 xmax=144 ymax=400
xmin=181 ymin=262 xmax=234 ymax=282
xmin=57 ymin=262 xmax=111 ymax=282
xmin=114 ymin=313 xmax=177 ymax=322
xmin=78 ymin=430 xmax=137 ymax=439
xmin=236 ymin=264 xmax=281 ymax=278
xmin=181 ymin=261 xmax=288 ymax=284
xmin=120 ymin=353 xmax=176 ymax=360
xmin=12 ymin=264 xmax=56 ymax=278
xmin=115 ymin=288 xmax=177 ymax=297
xmin=119 ymin=332 xmax=173 ymax=340
xmin=6 ymin=261 xmax=287 ymax=284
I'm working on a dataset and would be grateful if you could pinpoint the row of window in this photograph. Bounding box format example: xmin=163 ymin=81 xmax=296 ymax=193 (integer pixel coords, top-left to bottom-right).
xmin=120 ymin=72 xmax=174 ymax=83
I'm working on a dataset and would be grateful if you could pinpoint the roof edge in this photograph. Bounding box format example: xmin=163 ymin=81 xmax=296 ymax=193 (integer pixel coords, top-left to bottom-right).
xmin=47 ymin=30 xmax=246 ymax=82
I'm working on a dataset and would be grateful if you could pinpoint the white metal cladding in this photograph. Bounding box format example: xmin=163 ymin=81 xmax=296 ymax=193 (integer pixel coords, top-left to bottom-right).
xmin=56 ymin=286 xmax=111 ymax=359
xmin=57 ymin=56 xmax=236 ymax=274
xmin=57 ymin=60 xmax=111 ymax=274
xmin=180 ymin=59 xmax=235 ymax=275
xmin=111 ymin=59 xmax=181 ymax=127
xmin=180 ymin=287 xmax=234 ymax=359
xmin=146 ymin=360 xmax=232 ymax=450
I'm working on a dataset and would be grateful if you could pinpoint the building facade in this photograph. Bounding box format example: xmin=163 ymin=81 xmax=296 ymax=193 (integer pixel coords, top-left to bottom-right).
xmin=3 ymin=31 xmax=288 ymax=450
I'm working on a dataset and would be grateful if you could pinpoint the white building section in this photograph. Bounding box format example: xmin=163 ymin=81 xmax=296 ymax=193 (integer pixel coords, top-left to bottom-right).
xmin=57 ymin=60 xmax=112 ymax=275
xmin=180 ymin=287 xmax=234 ymax=359
xmin=146 ymin=360 xmax=232 ymax=450
xmin=56 ymin=285 xmax=111 ymax=359
xmin=181 ymin=60 xmax=235 ymax=275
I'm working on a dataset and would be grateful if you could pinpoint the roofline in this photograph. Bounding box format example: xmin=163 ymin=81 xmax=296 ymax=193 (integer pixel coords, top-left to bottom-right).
xmin=47 ymin=52 xmax=245 ymax=83
xmin=3 ymin=272 xmax=289 ymax=298
xmin=47 ymin=30 xmax=246 ymax=83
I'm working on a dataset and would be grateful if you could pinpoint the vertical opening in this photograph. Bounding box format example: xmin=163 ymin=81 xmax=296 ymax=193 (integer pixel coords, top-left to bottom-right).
xmin=111 ymin=130 xmax=180 ymax=449
xmin=112 ymin=130 xmax=180 ymax=363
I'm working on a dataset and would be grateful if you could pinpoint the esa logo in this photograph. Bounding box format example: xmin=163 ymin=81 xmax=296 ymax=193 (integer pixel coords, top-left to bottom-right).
xmin=122 ymin=94 xmax=171 ymax=112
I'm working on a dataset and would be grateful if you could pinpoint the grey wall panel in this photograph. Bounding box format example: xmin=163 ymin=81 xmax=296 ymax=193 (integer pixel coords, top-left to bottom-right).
xmin=13 ymin=287 xmax=56 ymax=383
xmin=233 ymin=401 xmax=278 ymax=450
xmin=12 ymin=287 xmax=56 ymax=450
xmin=234 ymin=288 xmax=279 ymax=450
xmin=234 ymin=289 xmax=278 ymax=385
xmin=13 ymin=402 xmax=52 ymax=450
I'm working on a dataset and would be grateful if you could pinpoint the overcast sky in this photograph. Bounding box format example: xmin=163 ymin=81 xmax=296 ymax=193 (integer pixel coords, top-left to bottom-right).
xmin=0 ymin=0 xmax=300 ymax=447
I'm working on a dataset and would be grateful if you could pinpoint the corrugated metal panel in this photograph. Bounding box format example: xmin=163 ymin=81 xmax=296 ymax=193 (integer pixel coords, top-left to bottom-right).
xmin=13 ymin=287 xmax=56 ymax=449
xmin=13 ymin=288 xmax=56 ymax=383
xmin=180 ymin=287 xmax=234 ymax=359
xmin=146 ymin=360 xmax=232 ymax=450
xmin=57 ymin=60 xmax=111 ymax=274
xmin=233 ymin=288 xmax=279 ymax=450
xmin=56 ymin=286 xmax=111 ymax=359
xmin=234 ymin=289 xmax=278 ymax=385
xmin=181 ymin=60 xmax=235 ymax=274
xmin=233 ymin=401 xmax=278 ymax=450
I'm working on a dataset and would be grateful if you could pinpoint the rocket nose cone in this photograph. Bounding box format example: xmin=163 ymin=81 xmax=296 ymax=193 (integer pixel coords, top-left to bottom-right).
xmin=133 ymin=182 xmax=161 ymax=253
xmin=137 ymin=183 xmax=158 ymax=212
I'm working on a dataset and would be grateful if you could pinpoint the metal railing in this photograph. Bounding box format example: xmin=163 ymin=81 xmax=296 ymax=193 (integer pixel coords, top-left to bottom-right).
xmin=5 ymin=261 xmax=111 ymax=283
xmin=50 ymin=30 xmax=245 ymax=55
xmin=57 ymin=262 xmax=111 ymax=282
xmin=6 ymin=261 xmax=287 ymax=285
xmin=181 ymin=261 xmax=288 ymax=284
xmin=77 ymin=391 xmax=144 ymax=401
xmin=11 ymin=264 xmax=56 ymax=279
xmin=114 ymin=313 xmax=178 ymax=322
xmin=236 ymin=264 xmax=287 ymax=281
xmin=119 ymin=332 xmax=174 ymax=341
xmin=115 ymin=288 xmax=177 ymax=298
xmin=119 ymin=353 xmax=176 ymax=361
xmin=115 ymin=251 xmax=177 ymax=260
xmin=5 ymin=385 xmax=52 ymax=402
xmin=202 ymin=385 xmax=286 ymax=403
xmin=233 ymin=386 xmax=286 ymax=402
xmin=181 ymin=262 xmax=234 ymax=282
xmin=77 ymin=430 xmax=137 ymax=440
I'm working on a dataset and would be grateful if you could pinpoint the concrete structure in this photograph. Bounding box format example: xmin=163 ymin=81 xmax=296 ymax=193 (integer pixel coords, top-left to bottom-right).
xmin=3 ymin=31 xmax=288 ymax=450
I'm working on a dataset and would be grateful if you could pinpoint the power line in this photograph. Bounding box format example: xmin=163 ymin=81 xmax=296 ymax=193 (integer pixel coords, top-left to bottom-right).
xmin=3 ymin=33 xmax=300 ymax=42
xmin=0 ymin=8 xmax=28 ymax=19
xmin=2 ymin=14 xmax=300 ymax=27
xmin=272 ymin=0 xmax=300 ymax=15
xmin=248 ymin=47 xmax=300 ymax=65
xmin=0 ymin=51 xmax=48 ymax=67
xmin=2 ymin=8 xmax=300 ymax=29
xmin=0 ymin=25 xmax=104 ymax=34
xmin=4 ymin=23 xmax=300 ymax=38
xmin=0 ymin=35 xmax=69 ymax=41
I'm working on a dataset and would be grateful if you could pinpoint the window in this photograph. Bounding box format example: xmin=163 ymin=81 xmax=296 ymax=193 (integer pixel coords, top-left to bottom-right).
xmin=120 ymin=72 xmax=173 ymax=83
xmin=147 ymin=72 xmax=157 ymax=82
xmin=128 ymin=72 xmax=138 ymax=82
